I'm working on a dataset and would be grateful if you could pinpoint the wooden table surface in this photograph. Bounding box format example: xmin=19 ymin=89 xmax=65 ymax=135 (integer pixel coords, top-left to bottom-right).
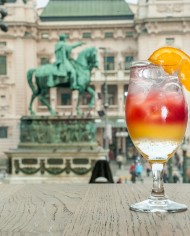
xmin=0 ymin=183 xmax=189 ymax=235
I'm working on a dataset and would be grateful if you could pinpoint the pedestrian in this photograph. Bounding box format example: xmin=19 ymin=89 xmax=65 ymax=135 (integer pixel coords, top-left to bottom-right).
xmin=130 ymin=162 xmax=136 ymax=183
xmin=187 ymin=168 xmax=190 ymax=183
xmin=173 ymin=172 xmax=180 ymax=183
xmin=109 ymin=149 xmax=114 ymax=161
xmin=145 ymin=161 xmax=151 ymax=177
xmin=135 ymin=162 xmax=143 ymax=182
xmin=116 ymin=153 xmax=123 ymax=170
xmin=117 ymin=177 xmax=122 ymax=184
xmin=163 ymin=170 xmax=168 ymax=183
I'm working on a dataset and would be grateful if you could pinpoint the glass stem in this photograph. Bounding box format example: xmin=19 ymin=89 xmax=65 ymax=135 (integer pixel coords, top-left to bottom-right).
xmin=151 ymin=163 xmax=165 ymax=198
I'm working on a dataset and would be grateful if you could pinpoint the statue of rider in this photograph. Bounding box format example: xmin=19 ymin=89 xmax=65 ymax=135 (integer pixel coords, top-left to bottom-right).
xmin=54 ymin=34 xmax=85 ymax=90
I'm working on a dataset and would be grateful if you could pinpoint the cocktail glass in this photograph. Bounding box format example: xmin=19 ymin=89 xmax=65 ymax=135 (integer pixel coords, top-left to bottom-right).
xmin=125 ymin=61 xmax=188 ymax=212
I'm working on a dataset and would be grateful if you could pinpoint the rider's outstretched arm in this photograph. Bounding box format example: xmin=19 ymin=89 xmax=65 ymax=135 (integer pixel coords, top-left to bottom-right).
xmin=71 ymin=42 xmax=85 ymax=49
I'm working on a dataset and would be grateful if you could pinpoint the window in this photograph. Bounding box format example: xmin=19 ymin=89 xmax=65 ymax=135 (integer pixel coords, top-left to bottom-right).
xmin=0 ymin=56 xmax=7 ymax=75
xmin=125 ymin=56 xmax=134 ymax=70
xmin=126 ymin=31 xmax=133 ymax=37
xmin=81 ymin=85 xmax=95 ymax=105
xmin=57 ymin=88 xmax=72 ymax=105
xmin=0 ymin=127 xmax=8 ymax=138
xmin=40 ymin=57 xmax=49 ymax=65
xmin=61 ymin=93 xmax=71 ymax=105
xmin=104 ymin=56 xmax=115 ymax=70
xmin=41 ymin=33 xmax=49 ymax=39
xmin=107 ymin=85 xmax=117 ymax=105
xmin=101 ymin=84 xmax=117 ymax=105
xmin=105 ymin=32 xmax=113 ymax=38
xmin=165 ymin=37 xmax=175 ymax=46
xmin=24 ymin=31 xmax=32 ymax=37
xmin=82 ymin=32 xmax=91 ymax=38
xmin=0 ymin=42 xmax=6 ymax=47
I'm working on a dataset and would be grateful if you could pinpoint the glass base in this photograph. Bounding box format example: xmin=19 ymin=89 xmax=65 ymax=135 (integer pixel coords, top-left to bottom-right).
xmin=130 ymin=196 xmax=187 ymax=213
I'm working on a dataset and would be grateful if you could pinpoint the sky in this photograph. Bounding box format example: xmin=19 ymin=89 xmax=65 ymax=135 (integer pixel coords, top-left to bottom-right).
xmin=36 ymin=0 xmax=138 ymax=8
xmin=36 ymin=0 xmax=49 ymax=8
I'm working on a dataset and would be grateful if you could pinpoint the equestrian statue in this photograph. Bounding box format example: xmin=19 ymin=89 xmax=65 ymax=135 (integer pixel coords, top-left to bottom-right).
xmin=27 ymin=34 xmax=99 ymax=115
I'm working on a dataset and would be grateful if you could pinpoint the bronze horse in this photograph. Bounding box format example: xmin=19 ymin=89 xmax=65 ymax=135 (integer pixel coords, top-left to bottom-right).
xmin=27 ymin=47 xmax=99 ymax=115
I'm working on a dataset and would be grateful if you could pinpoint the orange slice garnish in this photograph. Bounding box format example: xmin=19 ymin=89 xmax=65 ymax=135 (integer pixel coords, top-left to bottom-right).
xmin=148 ymin=46 xmax=190 ymax=91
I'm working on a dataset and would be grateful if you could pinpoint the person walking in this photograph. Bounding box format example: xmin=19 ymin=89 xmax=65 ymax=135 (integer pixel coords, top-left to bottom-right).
xmin=173 ymin=172 xmax=180 ymax=183
xmin=129 ymin=162 xmax=136 ymax=183
xmin=135 ymin=162 xmax=143 ymax=182
xmin=163 ymin=170 xmax=168 ymax=183
xmin=145 ymin=161 xmax=151 ymax=177
xmin=116 ymin=153 xmax=123 ymax=170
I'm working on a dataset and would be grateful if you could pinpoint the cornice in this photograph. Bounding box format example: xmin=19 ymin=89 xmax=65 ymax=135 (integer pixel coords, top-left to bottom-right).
xmin=0 ymin=24 xmax=38 ymax=39
xmin=35 ymin=25 xmax=136 ymax=42
xmin=135 ymin=17 xmax=190 ymax=24
xmin=135 ymin=19 xmax=190 ymax=34
xmin=37 ymin=22 xmax=134 ymax=30
xmin=6 ymin=22 xmax=38 ymax=27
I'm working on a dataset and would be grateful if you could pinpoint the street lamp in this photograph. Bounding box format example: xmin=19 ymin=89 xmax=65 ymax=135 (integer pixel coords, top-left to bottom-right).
xmin=182 ymin=142 xmax=188 ymax=183
xmin=99 ymin=47 xmax=110 ymax=151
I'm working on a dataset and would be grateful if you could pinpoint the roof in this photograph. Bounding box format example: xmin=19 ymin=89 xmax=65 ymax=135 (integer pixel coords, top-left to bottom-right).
xmin=0 ymin=0 xmax=16 ymax=3
xmin=40 ymin=0 xmax=134 ymax=21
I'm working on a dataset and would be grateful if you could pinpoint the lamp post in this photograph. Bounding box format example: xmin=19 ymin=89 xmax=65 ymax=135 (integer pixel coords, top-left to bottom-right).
xmin=168 ymin=158 xmax=173 ymax=183
xmin=99 ymin=47 xmax=110 ymax=151
xmin=182 ymin=142 xmax=188 ymax=183
xmin=104 ymin=91 xmax=109 ymax=151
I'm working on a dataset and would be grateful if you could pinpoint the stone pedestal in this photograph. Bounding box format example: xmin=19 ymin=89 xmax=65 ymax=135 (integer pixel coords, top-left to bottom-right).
xmin=6 ymin=116 xmax=107 ymax=182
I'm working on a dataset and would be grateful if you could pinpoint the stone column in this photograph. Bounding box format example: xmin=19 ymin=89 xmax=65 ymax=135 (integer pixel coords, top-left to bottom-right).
xmin=117 ymin=84 xmax=124 ymax=114
xmin=50 ymin=88 xmax=57 ymax=114
xmin=72 ymin=90 xmax=79 ymax=115
xmin=94 ymin=83 xmax=102 ymax=112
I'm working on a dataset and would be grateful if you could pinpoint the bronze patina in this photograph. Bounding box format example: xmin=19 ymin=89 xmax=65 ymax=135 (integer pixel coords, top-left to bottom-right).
xmin=27 ymin=34 xmax=99 ymax=115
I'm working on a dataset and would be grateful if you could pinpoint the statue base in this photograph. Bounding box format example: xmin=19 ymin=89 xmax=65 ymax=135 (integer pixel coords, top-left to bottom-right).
xmin=6 ymin=116 xmax=107 ymax=182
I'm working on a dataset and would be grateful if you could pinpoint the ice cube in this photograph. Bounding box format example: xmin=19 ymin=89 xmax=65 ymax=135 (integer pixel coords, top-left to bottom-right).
xmin=142 ymin=65 xmax=167 ymax=84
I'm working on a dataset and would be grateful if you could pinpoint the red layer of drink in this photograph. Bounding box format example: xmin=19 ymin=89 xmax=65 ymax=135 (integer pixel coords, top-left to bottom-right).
xmin=126 ymin=91 xmax=188 ymax=141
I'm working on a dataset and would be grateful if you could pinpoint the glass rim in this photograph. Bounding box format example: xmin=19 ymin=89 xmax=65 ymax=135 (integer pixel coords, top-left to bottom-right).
xmin=130 ymin=60 xmax=152 ymax=68
xmin=131 ymin=60 xmax=181 ymax=68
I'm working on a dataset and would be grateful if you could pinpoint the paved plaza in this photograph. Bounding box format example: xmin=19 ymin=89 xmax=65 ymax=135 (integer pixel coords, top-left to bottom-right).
xmin=110 ymin=160 xmax=152 ymax=184
xmin=109 ymin=159 xmax=184 ymax=185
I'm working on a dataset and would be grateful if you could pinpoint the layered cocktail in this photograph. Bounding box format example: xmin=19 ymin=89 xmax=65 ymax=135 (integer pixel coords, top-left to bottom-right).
xmin=125 ymin=46 xmax=190 ymax=212
xmin=126 ymin=63 xmax=188 ymax=164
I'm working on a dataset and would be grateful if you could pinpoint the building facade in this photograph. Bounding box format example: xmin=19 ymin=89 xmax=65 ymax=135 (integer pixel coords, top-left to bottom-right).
xmin=0 ymin=0 xmax=190 ymax=160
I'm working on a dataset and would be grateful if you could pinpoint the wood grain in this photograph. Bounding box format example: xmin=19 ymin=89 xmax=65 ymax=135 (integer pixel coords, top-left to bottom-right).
xmin=63 ymin=184 xmax=190 ymax=236
xmin=0 ymin=184 xmax=88 ymax=235
xmin=0 ymin=184 xmax=189 ymax=235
